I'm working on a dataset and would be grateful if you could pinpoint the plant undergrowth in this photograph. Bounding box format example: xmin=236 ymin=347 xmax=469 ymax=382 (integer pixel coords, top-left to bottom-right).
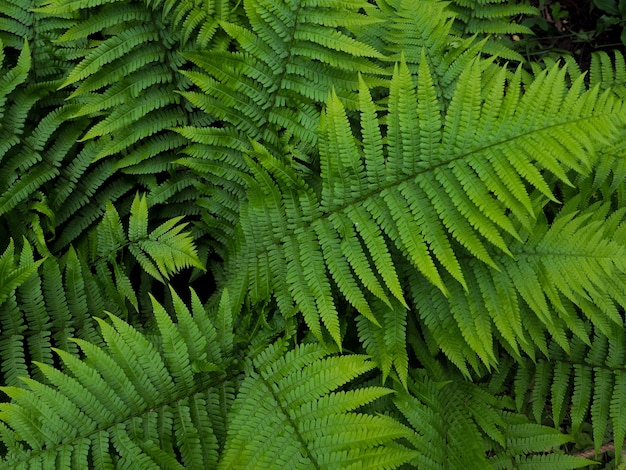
xmin=0 ymin=0 xmax=625 ymax=468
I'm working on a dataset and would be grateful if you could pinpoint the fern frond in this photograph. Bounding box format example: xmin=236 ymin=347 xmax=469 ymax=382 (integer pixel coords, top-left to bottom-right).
xmin=447 ymin=0 xmax=537 ymax=61
xmin=590 ymin=50 xmax=626 ymax=99
xmin=2 ymin=1 xmax=626 ymax=467
xmin=0 ymin=287 xmax=234 ymax=469
xmin=0 ymin=239 xmax=44 ymax=307
xmin=30 ymin=0 xmax=223 ymax=251
xmin=0 ymin=239 xmax=45 ymax=388
xmin=506 ymin=324 xmax=626 ymax=456
xmin=356 ymin=298 xmax=408 ymax=388
xmin=93 ymin=194 xmax=204 ymax=286
xmin=0 ymin=41 xmax=73 ymax=237
xmin=449 ymin=1 xmax=536 ymax=35
xmin=0 ymin=289 xmax=416 ymax=469
xmin=49 ymin=148 xmax=135 ymax=250
xmin=492 ymin=416 xmax=594 ymax=469
xmin=168 ymin=0 xmax=389 ymax=265
xmin=219 ymin=340 xmax=417 ymax=469
xmin=394 ymin=367 xmax=592 ymax=469
xmin=367 ymin=0 xmax=487 ymax=104
xmin=231 ymin=55 xmax=626 ymax=349
xmin=179 ymin=0 xmax=384 ymax=149
xmin=0 ymin=241 xmax=120 ymax=389
xmin=406 ymin=200 xmax=626 ymax=372
xmin=0 ymin=39 xmax=30 ymax=110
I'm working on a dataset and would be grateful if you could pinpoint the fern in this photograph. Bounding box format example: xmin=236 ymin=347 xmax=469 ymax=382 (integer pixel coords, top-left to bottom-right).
xmin=395 ymin=371 xmax=594 ymax=469
xmin=178 ymin=0 xmax=384 ymax=150
xmin=229 ymin=52 xmax=626 ymax=357
xmin=82 ymin=192 xmax=204 ymax=312
xmin=0 ymin=289 xmax=416 ymax=469
xmin=0 ymin=239 xmax=47 ymax=387
xmin=174 ymin=0 xmax=387 ymax=258
xmin=590 ymin=50 xmax=626 ymax=98
xmin=404 ymin=199 xmax=626 ymax=375
xmin=0 ymin=38 xmax=86 ymax=252
xmin=2 ymin=0 xmax=626 ymax=467
xmin=220 ymin=340 xmax=417 ymax=468
xmin=0 ymin=288 xmax=231 ymax=468
xmin=28 ymin=0 xmax=230 ymax=252
xmin=97 ymin=193 xmax=204 ymax=282
xmin=360 ymin=0 xmax=484 ymax=105
xmin=501 ymin=325 xmax=626 ymax=457
xmin=448 ymin=0 xmax=538 ymax=61
xmin=0 ymin=192 xmax=203 ymax=396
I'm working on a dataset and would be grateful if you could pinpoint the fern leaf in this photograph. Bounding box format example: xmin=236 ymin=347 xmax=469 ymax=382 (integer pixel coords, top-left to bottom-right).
xmin=93 ymin=194 xmax=204 ymax=285
xmin=357 ymin=298 xmax=408 ymax=387
xmin=30 ymin=0 xmax=219 ymax=251
xmin=448 ymin=0 xmax=538 ymax=62
xmin=590 ymin=50 xmax=626 ymax=99
xmin=219 ymin=341 xmax=416 ymax=469
xmin=61 ymin=26 xmax=157 ymax=89
xmin=313 ymin=218 xmax=378 ymax=325
xmin=0 ymin=288 xmax=230 ymax=468
xmin=234 ymin=54 xmax=626 ymax=353
xmin=347 ymin=205 xmax=407 ymax=307
xmin=506 ymin=327 xmax=626 ymax=456
xmin=510 ymin=453 xmax=595 ymax=469
xmin=0 ymin=239 xmax=44 ymax=306
xmin=406 ymin=195 xmax=626 ymax=370
xmin=180 ymin=0 xmax=384 ymax=151
xmin=496 ymin=418 xmax=592 ymax=469
xmin=611 ymin=370 xmax=626 ymax=459
xmin=0 ymin=40 xmax=30 ymax=110
xmin=570 ymin=364 xmax=593 ymax=434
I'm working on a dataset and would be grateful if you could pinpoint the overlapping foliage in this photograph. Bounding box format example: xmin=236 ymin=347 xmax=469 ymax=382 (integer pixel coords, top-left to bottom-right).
xmin=0 ymin=0 xmax=625 ymax=468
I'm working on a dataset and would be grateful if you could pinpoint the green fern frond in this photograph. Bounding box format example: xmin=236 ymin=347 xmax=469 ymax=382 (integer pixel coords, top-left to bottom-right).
xmin=590 ymin=50 xmax=626 ymax=98
xmin=0 ymin=287 xmax=234 ymax=469
xmin=406 ymin=200 xmax=626 ymax=373
xmin=492 ymin=416 xmax=594 ymax=469
xmin=49 ymin=150 xmax=135 ymax=250
xmin=30 ymin=0 xmax=237 ymax=254
xmin=220 ymin=340 xmax=417 ymax=469
xmin=32 ymin=0 xmax=217 ymax=241
xmin=173 ymin=0 xmax=387 ymax=260
xmin=0 ymin=41 xmax=77 ymax=236
xmin=449 ymin=0 xmax=536 ymax=35
xmin=573 ymin=136 xmax=626 ymax=209
xmin=356 ymin=298 xmax=408 ymax=387
xmin=2 ymin=1 xmax=626 ymax=468
xmin=0 ymin=240 xmax=46 ymax=387
xmin=177 ymin=0 xmax=385 ymax=165
xmin=368 ymin=0 xmax=488 ymax=103
xmin=0 ymin=242 xmax=119 ymax=388
xmin=0 ymin=39 xmax=30 ymax=110
xmin=506 ymin=324 xmax=626 ymax=457
xmin=394 ymin=368 xmax=592 ymax=469
xmin=0 ymin=239 xmax=44 ymax=307
xmin=230 ymin=54 xmax=626 ymax=349
xmin=0 ymin=37 xmax=118 ymax=252
xmin=448 ymin=0 xmax=537 ymax=61
xmin=94 ymin=194 xmax=204 ymax=285
xmin=58 ymin=0 xmax=229 ymax=48
xmin=0 ymin=289 xmax=416 ymax=469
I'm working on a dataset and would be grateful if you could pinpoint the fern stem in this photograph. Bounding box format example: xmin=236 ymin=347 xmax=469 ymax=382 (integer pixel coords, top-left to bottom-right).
xmin=573 ymin=441 xmax=615 ymax=460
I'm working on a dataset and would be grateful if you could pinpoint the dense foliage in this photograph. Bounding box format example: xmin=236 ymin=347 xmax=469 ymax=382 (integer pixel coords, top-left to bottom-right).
xmin=0 ymin=0 xmax=625 ymax=468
